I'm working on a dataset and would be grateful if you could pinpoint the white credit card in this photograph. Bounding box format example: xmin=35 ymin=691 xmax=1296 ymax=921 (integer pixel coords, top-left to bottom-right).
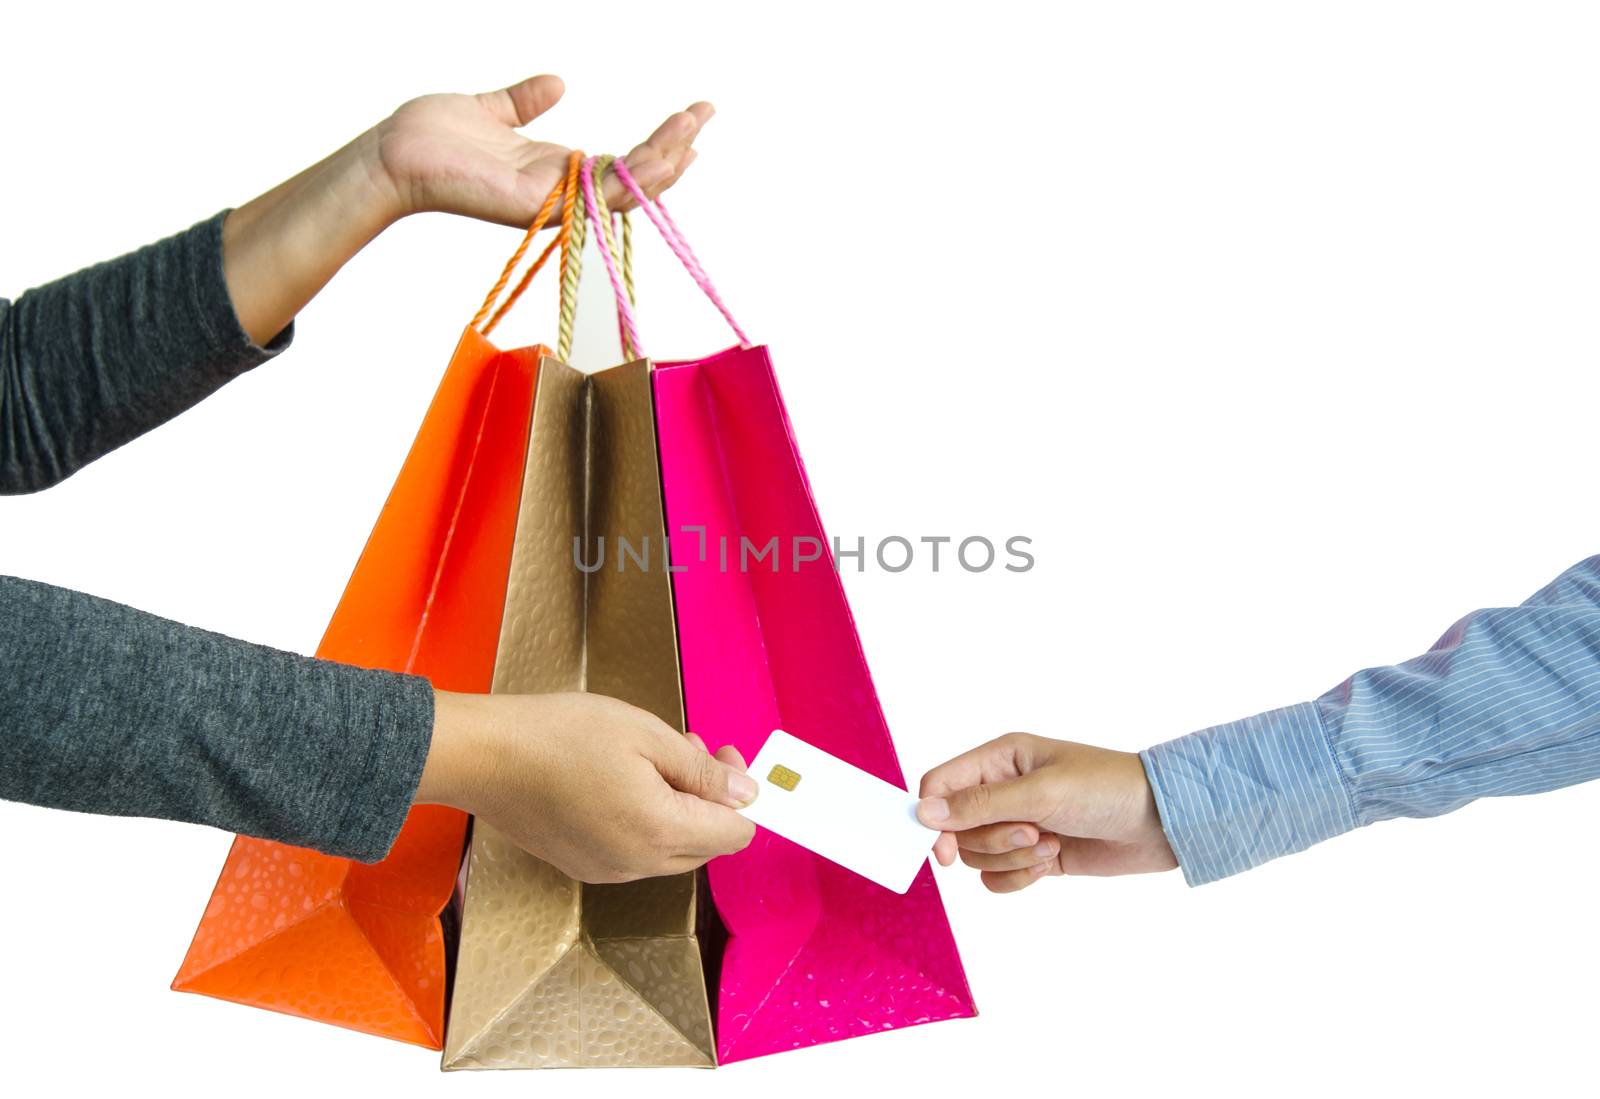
xmin=738 ymin=729 xmax=935 ymax=894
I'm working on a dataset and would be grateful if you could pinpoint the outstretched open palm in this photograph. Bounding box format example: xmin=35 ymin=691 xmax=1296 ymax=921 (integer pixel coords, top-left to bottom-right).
xmin=373 ymin=73 xmax=712 ymax=227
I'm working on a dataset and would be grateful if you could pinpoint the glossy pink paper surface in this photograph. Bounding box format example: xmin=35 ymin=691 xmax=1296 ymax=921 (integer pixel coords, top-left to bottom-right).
xmin=653 ymin=345 xmax=976 ymax=1063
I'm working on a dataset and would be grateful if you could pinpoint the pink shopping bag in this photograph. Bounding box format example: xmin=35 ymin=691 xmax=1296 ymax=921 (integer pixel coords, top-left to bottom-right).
xmin=591 ymin=159 xmax=977 ymax=1063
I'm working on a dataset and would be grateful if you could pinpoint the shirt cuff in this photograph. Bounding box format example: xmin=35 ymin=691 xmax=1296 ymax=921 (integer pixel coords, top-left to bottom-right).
xmin=1140 ymin=701 xmax=1359 ymax=886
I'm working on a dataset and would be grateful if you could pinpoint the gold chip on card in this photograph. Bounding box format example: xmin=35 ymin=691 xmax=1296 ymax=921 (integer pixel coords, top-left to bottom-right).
xmin=767 ymin=764 xmax=802 ymax=791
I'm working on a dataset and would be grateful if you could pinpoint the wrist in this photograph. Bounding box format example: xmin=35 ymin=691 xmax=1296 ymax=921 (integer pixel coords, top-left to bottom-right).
xmin=342 ymin=124 xmax=410 ymax=228
xmin=415 ymin=689 xmax=496 ymax=811
xmin=221 ymin=128 xmax=405 ymax=345
xmin=1118 ymin=749 xmax=1165 ymax=839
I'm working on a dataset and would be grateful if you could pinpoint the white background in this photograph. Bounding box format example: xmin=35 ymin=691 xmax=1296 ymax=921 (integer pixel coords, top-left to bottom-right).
xmin=3 ymin=1 xmax=1599 ymax=1094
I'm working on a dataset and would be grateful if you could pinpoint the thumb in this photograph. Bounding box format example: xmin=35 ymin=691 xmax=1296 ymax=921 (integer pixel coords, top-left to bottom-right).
xmin=477 ymin=73 xmax=565 ymax=128
xmin=917 ymin=771 xmax=1059 ymax=832
xmin=650 ymin=733 xmax=759 ymax=809
xmin=665 ymin=790 xmax=757 ymax=860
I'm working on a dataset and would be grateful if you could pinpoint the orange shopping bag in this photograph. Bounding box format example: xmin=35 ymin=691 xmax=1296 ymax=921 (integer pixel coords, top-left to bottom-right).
xmin=172 ymin=164 xmax=578 ymax=1047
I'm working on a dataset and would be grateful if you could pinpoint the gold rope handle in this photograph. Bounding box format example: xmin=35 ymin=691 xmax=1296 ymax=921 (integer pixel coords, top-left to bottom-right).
xmin=556 ymin=151 xmax=588 ymax=361
xmin=585 ymin=153 xmax=638 ymax=360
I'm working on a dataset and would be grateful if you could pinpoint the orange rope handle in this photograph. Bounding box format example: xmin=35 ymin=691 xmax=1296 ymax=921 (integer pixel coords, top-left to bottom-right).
xmin=469 ymin=155 xmax=577 ymax=334
xmin=484 ymin=151 xmax=585 ymax=337
xmin=483 ymin=234 xmax=560 ymax=337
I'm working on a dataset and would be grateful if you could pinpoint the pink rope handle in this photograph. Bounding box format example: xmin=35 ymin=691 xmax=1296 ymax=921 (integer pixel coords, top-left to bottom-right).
xmin=581 ymin=155 xmax=646 ymax=359
xmin=611 ymin=158 xmax=751 ymax=347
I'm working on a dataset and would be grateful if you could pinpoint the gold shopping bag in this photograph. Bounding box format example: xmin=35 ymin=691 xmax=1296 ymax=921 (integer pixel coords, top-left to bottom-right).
xmin=441 ymin=155 xmax=714 ymax=1069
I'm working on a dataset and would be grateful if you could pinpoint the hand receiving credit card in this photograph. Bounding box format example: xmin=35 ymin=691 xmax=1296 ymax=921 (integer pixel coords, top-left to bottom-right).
xmin=737 ymin=729 xmax=938 ymax=894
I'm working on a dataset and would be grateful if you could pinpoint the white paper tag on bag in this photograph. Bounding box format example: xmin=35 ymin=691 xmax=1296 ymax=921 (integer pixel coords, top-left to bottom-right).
xmin=738 ymin=729 xmax=935 ymax=894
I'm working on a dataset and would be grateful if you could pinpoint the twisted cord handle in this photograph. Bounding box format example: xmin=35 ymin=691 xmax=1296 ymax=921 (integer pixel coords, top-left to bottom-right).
xmin=484 ymin=151 xmax=587 ymax=337
xmin=469 ymin=157 xmax=573 ymax=335
xmin=585 ymin=154 xmax=638 ymax=360
xmin=556 ymin=151 xmax=588 ymax=361
xmin=610 ymin=157 xmax=749 ymax=347
xmin=621 ymin=207 xmax=635 ymax=318
xmin=582 ymin=154 xmax=646 ymax=360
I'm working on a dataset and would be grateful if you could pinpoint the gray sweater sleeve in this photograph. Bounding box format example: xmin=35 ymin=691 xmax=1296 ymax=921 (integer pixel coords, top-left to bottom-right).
xmin=1 ymin=211 xmax=289 ymax=495
xmin=0 ymin=212 xmax=436 ymax=861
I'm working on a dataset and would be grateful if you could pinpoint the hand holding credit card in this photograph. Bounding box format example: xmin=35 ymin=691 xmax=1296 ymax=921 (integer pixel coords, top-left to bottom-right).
xmin=737 ymin=729 xmax=938 ymax=894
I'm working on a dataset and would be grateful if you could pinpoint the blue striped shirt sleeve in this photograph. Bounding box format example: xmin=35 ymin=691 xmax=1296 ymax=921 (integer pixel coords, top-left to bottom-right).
xmin=1140 ymin=555 xmax=1600 ymax=886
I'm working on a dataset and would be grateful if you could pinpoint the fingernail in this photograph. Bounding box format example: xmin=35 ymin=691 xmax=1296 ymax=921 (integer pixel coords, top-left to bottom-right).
xmin=919 ymin=797 xmax=950 ymax=825
xmin=1031 ymin=861 xmax=1051 ymax=876
xmin=729 ymin=771 xmax=758 ymax=807
xmin=1033 ymin=841 xmax=1055 ymax=859
xmin=1010 ymin=829 xmax=1032 ymax=849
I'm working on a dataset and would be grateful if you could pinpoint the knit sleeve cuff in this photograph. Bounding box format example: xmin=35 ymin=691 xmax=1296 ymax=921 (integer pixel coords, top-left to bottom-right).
xmin=322 ymin=667 xmax=437 ymax=862
xmin=181 ymin=209 xmax=294 ymax=370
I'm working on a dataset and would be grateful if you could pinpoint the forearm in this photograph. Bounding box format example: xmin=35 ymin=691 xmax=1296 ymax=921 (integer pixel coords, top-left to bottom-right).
xmin=0 ymin=575 xmax=434 ymax=860
xmin=1142 ymin=555 xmax=1600 ymax=886
xmin=0 ymin=127 xmax=400 ymax=495
xmin=0 ymin=212 xmax=291 ymax=494
xmin=222 ymin=129 xmax=401 ymax=346
xmin=1 ymin=81 xmax=701 ymax=495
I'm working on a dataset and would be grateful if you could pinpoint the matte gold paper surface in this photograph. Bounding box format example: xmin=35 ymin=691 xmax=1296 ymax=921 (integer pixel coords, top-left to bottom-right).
xmin=442 ymin=357 xmax=713 ymax=1070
